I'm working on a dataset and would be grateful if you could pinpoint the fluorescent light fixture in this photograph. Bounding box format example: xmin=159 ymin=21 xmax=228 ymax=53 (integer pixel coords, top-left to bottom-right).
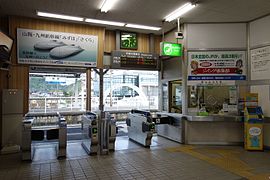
xmin=37 ymin=11 xmax=84 ymax=21
xmin=100 ymin=0 xmax=118 ymax=13
xmin=85 ymin=18 xmax=125 ymax=27
xmin=125 ymin=24 xmax=161 ymax=31
xmin=164 ymin=3 xmax=196 ymax=22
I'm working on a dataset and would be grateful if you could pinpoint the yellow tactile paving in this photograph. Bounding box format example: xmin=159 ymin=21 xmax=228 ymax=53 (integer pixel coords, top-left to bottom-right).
xmin=166 ymin=145 xmax=270 ymax=180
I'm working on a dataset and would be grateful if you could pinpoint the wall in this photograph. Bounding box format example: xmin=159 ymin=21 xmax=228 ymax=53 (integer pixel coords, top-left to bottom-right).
xmin=0 ymin=16 xmax=9 ymax=147
xmin=249 ymin=15 xmax=270 ymax=117
xmin=162 ymin=58 xmax=182 ymax=81
xmin=6 ymin=16 xmax=106 ymax=114
xmin=186 ymin=23 xmax=247 ymax=49
xmin=161 ymin=28 xmax=183 ymax=82
xmin=250 ymin=15 xmax=270 ymax=48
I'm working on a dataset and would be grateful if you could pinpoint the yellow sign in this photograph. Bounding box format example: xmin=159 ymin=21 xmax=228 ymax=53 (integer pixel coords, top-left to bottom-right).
xmin=245 ymin=123 xmax=263 ymax=150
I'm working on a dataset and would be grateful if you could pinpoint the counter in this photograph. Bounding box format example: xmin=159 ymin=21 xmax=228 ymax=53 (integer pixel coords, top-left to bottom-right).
xmin=182 ymin=114 xmax=244 ymax=145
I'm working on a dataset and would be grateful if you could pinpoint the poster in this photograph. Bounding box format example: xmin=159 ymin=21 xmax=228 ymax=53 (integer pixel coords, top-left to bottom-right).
xmin=251 ymin=46 xmax=270 ymax=80
xmin=188 ymin=51 xmax=246 ymax=85
xmin=17 ymin=28 xmax=98 ymax=67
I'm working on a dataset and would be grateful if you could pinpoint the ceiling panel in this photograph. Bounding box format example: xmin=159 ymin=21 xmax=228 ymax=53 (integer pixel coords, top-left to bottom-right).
xmin=0 ymin=0 xmax=270 ymax=34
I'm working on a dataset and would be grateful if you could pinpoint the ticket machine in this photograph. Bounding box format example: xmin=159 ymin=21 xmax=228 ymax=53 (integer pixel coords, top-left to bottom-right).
xmin=244 ymin=106 xmax=264 ymax=150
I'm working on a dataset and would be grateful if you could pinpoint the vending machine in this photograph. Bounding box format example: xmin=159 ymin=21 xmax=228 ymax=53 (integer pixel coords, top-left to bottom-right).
xmin=244 ymin=93 xmax=264 ymax=150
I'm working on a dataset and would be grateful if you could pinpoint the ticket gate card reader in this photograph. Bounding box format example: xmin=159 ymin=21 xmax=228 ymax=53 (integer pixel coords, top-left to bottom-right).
xmin=244 ymin=106 xmax=264 ymax=150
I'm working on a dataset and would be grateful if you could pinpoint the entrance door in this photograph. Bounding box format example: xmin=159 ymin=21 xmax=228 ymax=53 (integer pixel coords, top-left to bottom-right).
xmin=169 ymin=80 xmax=182 ymax=113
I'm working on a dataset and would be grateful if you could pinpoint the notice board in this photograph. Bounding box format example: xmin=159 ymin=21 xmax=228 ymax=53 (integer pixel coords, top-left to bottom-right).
xmin=187 ymin=51 xmax=246 ymax=85
xmin=251 ymin=46 xmax=270 ymax=80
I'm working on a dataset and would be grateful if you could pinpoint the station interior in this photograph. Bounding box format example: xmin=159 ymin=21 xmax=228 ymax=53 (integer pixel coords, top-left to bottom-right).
xmin=1 ymin=0 xmax=270 ymax=179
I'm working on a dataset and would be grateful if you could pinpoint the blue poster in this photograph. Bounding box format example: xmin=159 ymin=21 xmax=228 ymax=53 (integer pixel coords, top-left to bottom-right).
xmin=17 ymin=28 xmax=98 ymax=67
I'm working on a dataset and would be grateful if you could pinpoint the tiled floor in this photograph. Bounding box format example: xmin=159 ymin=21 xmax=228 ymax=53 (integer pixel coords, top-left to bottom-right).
xmin=0 ymin=136 xmax=269 ymax=180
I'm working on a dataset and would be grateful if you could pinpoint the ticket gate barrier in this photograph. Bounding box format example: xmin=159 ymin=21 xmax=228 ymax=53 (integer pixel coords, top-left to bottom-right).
xmin=244 ymin=106 xmax=264 ymax=150
xmin=127 ymin=110 xmax=155 ymax=147
xmin=21 ymin=113 xmax=67 ymax=161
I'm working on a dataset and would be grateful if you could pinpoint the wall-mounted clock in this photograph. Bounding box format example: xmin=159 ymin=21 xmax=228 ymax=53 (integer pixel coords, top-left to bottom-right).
xmin=120 ymin=32 xmax=138 ymax=49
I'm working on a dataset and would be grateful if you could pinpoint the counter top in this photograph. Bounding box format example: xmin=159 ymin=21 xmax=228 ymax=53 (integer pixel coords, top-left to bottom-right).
xmin=156 ymin=112 xmax=243 ymax=122
xmin=182 ymin=114 xmax=243 ymax=122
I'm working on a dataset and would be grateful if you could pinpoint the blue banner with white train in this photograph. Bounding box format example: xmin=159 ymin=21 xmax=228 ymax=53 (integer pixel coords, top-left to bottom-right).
xmin=17 ymin=28 xmax=98 ymax=67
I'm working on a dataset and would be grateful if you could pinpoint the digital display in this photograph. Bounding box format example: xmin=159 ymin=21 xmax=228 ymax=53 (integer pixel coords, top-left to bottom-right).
xmin=111 ymin=51 xmax=160 ymax=70
xmin=160 ymin=42 xmax=182 ymax=57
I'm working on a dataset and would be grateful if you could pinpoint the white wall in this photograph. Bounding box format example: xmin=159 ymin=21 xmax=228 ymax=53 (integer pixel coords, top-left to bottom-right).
xmin=164 ymin=28 xmax=184 ymax=44
xmin=162 ymin=58 xmax=182 ymax=81
xmin=250 ymin=15 xmax=270 ymax=48
xmin=187 ymin=23 xmax=247 ymax=49
xmin=162 ymin=28 xmax=183 ymax=82
xmin=251 ymin=85 xmax=270 ymax=116
xmin=249 ymin=15 xmax=270 ymax=117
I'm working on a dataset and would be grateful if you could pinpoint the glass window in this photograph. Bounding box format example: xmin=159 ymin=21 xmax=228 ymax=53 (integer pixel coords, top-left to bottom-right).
xmin=29 ymin=72 xmax=86 ymax=113
xmin=91 ymin=70 xmax=159 ymax=111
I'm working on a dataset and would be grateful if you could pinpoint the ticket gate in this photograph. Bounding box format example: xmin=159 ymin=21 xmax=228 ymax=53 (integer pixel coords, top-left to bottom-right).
xmin=21 ymin=113 xmax=67 ymax=160
xmin=81 ymin=112 xmax=99 ymax=155
xmin=21 ymin=117 xmax=33 ymax=160
xmin=126 ymin=110 xmax=155 ymax=147
xmin=58 ymin=114 xmax=67 ymax=157
xmin=81 ymin=111 xmax=117 ymax=155
xmin=244 ymin=106 xmax=264 ymax=150
xmin=154 ymin=113 xmax=182 ymax=143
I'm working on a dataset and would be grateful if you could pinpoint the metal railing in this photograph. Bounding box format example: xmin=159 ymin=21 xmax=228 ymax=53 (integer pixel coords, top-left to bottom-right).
xmin=29 ymin=96 xmax=86 ymax=113
xmin=30 ymin=96 xmax=158 ymax=113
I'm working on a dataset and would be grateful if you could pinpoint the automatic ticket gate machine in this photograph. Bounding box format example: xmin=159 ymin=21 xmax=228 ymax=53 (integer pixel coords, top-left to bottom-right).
xmin=244 ymin=106 xmax=264 ymax=150
xmin=127 ymin=110 xmax=155 ymax=147
xmin=21 ymin=113 xmax=67 ymax=160
xmin=81 ymin=112 xmax=117 ymax=155
xmin=58 ymin=114 xmax=67 ymax=158
xmin=81 ymin=112 xmax=99 ymax=154
xmin=22 ymin=117 xmax=33 ymax=160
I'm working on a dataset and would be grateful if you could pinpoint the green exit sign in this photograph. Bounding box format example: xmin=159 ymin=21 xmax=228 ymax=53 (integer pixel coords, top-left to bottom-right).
xmin=160 ymin=42 xmax=182 ymax=57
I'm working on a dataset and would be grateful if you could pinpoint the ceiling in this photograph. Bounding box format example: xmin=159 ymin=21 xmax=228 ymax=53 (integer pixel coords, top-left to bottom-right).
xmin=1 ymin=0 xmax=270 ymax=34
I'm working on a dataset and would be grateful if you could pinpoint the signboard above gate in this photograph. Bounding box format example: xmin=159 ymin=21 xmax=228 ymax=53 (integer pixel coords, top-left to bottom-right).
xmin=111 ymin=51 xmax=160 ymax=70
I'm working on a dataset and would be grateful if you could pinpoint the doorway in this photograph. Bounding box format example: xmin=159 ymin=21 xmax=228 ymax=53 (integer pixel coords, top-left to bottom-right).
xmin=169 ymin=80 xmax=182 ymax=113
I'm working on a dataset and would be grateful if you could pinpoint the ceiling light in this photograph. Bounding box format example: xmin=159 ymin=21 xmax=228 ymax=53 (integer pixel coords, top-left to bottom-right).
xmin=100 ymin=0 xmax=118 ymax=13
xmin=37 ymin=11 xmax=84 ymax=21
xmin=125 ymin=24 xmax=161 ymax=31
xmin=85 ymin=18 xmax=125 ymax=27
xmin=164 ymin=3 xmax=196 ymax=22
